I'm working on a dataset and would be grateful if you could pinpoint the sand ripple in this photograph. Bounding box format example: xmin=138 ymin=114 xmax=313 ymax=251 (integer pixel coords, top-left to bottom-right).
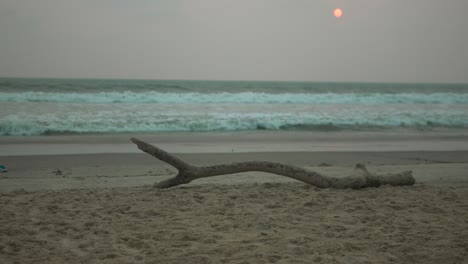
xmin=1 ymin=183 xmax=467 ymax=263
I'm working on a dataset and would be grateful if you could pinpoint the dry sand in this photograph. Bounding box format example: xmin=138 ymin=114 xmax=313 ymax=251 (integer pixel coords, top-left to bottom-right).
xmin=1 ymin=183 xmax=467 ymax=264
xmin=1 ymin=131 xmax=468 ymax=263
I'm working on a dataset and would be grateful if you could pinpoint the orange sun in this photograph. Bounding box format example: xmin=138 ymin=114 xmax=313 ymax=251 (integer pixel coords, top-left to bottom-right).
xmin=333 ymin=8 xmax=343 ymax=18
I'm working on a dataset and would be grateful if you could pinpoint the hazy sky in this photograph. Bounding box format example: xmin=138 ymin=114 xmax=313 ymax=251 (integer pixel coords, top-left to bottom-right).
xmin=1 ymin=0 xmax=467 ymax=82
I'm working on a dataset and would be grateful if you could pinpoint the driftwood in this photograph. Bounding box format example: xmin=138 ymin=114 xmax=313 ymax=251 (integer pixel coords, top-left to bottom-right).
xmin=131 ymin=137 xmax=415 ymax=189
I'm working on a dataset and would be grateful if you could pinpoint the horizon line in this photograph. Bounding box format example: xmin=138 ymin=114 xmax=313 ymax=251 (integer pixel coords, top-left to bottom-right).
xmin=1 ymin=76 xmax=468 ymax=86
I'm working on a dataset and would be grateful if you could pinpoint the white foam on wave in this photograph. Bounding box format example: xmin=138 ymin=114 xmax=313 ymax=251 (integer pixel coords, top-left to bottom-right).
xmin=1 ymin=107 xmax=467 ymax=136
xmin=1 ymin=91 xmax=468 ymax=104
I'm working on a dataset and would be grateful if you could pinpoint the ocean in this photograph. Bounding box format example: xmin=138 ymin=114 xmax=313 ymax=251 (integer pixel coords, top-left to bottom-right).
xmin=1 ymin=78 xmax=467 ymax=136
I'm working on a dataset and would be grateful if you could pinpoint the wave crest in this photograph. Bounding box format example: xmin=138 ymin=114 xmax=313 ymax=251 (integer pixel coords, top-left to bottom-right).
xmin=1 ymin=111 xmax=466 ymax=136
xmin=1 ymin=91 xmax=468 ymax=104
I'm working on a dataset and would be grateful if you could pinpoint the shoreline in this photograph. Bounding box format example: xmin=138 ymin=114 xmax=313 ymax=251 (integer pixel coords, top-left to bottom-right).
xmin=1 ymin=151 xmax=467 ymax=192
xmin=1 ymin=130 xmax=467 ymax=192
xmin=2 ymin=130 xmax=468 ymax=156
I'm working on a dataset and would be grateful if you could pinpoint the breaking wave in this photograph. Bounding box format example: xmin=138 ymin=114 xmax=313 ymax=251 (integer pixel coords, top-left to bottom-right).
xmin=1 ymin=91 xmax=468 ymax=104
xmin=1 ymin=110 xmax=467 ymax=136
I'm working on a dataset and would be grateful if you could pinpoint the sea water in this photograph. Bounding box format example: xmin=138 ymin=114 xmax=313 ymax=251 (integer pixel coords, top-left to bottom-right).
xmin=0 ymin=78 xmax=467 ymax=136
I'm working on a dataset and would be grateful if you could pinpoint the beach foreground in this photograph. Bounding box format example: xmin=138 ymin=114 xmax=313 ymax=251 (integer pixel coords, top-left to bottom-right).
xmin=1 ymin=131 xmax=468 ymax=263
xmin=1 ymin=183 xmax=467 ymax=264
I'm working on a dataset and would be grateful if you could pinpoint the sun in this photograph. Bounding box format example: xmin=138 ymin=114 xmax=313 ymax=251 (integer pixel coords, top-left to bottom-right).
xmin=334 ymin=8 xmax=343 ymax=18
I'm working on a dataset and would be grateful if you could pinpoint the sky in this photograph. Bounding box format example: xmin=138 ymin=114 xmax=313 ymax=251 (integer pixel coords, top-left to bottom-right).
xmin=0 ymin=0 xmax=467 ymax=83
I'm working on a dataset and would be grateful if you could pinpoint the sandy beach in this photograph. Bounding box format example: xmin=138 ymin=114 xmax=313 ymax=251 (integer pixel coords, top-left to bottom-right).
xmin=1 ymin=131 xmax=468 ymax=263
xmin=2 ymin=1 xmax=468 ymax=263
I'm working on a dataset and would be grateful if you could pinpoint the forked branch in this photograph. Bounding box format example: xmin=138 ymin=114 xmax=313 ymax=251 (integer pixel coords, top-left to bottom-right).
xmin=131 ymin=138 xmax=415 ymax=189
